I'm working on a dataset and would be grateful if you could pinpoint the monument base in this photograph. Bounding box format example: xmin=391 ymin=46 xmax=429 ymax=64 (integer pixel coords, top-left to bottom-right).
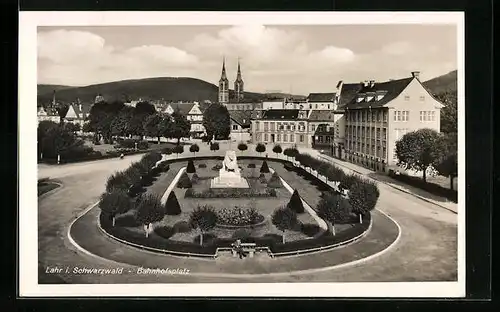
xmin=210 ymin=173 xmax=249 ymax=189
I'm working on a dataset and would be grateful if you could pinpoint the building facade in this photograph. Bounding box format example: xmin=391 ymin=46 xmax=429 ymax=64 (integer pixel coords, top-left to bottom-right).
xmin=164 ymin=102 xmax=206 ymax=138
xmin=343 ymin=72 xmax=444 ymax=172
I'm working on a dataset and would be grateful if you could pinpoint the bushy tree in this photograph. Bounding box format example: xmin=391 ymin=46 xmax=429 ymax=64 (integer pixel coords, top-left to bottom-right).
xmin=317 ymin=162 xmax=331 ymax=182
xmin=316 ymin=192 xmax=351 ymax=234
xmin=111 ymin=106 xmax=133 ymax=138
xmin=165 ymin=191 xmax=182 ymax=215
xmin=177 ymin=171 xmax=192 ymax=188
xmin=143 ymin=113 xmax=164 ymax=144
xmin=135 ymin=194 xmax=164 ymax=237
xmin=99 ymin=190 xmax=132 ymax=226
xmin=271 ymin=206 xmax=298 ymax=243
xmin=189 ymin=143 xmax=200 ymax=157
xmin=237 ymin=142 xmax=248 ymax=153
xmin=283 ymin=147 xmax=299 ymax=160
xmin=395 ymin=128 xmax=444 ymax=182
xmin=56 ymin=103 xmax=69 ymax=124
xmin=106 ymin=171 xmax=131 ymax=192
xmin=210 ymin=142 xmax=220 ymax=153
xmin=267 ymin=171 xmax=283 ymax=188
xmin=273 ymin=144 xmax=282 ymax=157
xmin=170 ymin=109 xmax=191 ymax=145
xmin=260 ymin=160 xmax=270 ymax=173
xmin=434 ymin=132 xmax=458 ymax=190
xmin=186 ymin=159 xmax=196 ymax=173
xmin=287 ymin=189 xmax=305 ymax=213
xmin=189 ymin=205 xmax=218 ymax=245
xmin=348 ymin=179 xmax=379 ymax=223
xmin=173 ymin=144 xmax=184 ymax=157
xmin=255 ymin=143 xmax=266 ymax=156
xmin=163 ymin=147 xmax=172 ymax=155
xmin=203 ymin=103 xmax=230 ymax=141
xmin=436 ymin=90 xmax=457 ymax=134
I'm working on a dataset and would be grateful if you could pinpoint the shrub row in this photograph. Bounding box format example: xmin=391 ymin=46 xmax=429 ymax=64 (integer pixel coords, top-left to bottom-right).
xmin=115 ymin=138 xmax=149 ymax=150
xmin=184 ymin=187 xmax=277 ymax=198
xmin=216 ymin=207 xmax=265 ymax=226
xmin=388 ymin=170 xmax=458 ymax=202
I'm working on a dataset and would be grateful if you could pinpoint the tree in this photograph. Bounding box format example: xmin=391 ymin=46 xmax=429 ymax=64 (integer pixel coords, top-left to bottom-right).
xmin=271 ymin=206 xmax=298 ymax=243
xmin=99 ymin=190 xmax=132 ymax=226
xmin=237 ymin=142 xmax=248 ymax=153
xmin=260 ymin=160 xmax=270 ymax=173
xmin=170 ymin=109 xmax=191 ymax=145
xmin=255 ymin=143 xmax=266 ymax=156
xmin=436 ymin=90 xmax=457 ymax=133
xmin=143 ymin=113 xmax=163 ymax=144
xmin=158 ymin=113 xmax=173 ymax=142
xmin=56 ymin=103 xmax=69 ymax=124
xmin=189 ymin=205 xmax=217 ymax=245
xmin=64 ymin=122 xmax=80 ymax=133
xmin=106 ymin=171 xmax=131 ymax=193
xmin=317 ymin=162 xmax=331 ymax=182
xmin=347 ymin=179 xmax=379 ymax=224
xmin=287 ymin=189 xmax=305 ymax=213
xmin=165 ymin=191 xmax=181 ymax=215
xmin=316 ymin=193 xmax=351 ymax=234
xmin=173 ymin=144 xmax=184 ymax=158
xmin=37 ymin=120 xmax=58 ymax=159
xmin=189 ymin=144 xmax=200 ymax=157
xmin=202 ymin=103 xmax=230 ymax=141
xmin=87 ymin=101 xmax=125 ymax=143
xmin=186 ymin=159 xmax=196 ymax=173
xmin=163 ymin=147 xmax=172 ymax=155
xmin=273 ymin=144 xmax=283 ymax=158
xmin=40 ymin=123 xmax=88 ymax=160
xmin=434 ymin=132 xmax=458 ymax=190
xmin=395 ymin=128 xmax=444 ymax=182
xmin=210 ymin=142 xmax=220 ymax=153
xmin=135 ymin=194 xmax=164 ymax=237
xmin=267 ymin=171 xmax=283 ymax=188
xmin=111 ymin=106 xmax=133 ymax=138
xmin=283 ymin=147 xmax=298 ymax=160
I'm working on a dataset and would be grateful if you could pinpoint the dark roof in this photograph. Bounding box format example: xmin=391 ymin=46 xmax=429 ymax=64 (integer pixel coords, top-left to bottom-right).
xmin=308 ymin=110 xmax=343 ymax=121
xmin=229 ymin=110 xmax=253 ymax=127
xmin=307 ymin=92 xmax=336 ymax=102
xmin=170 ymin=103 xmax=196 ymax=115
xmin=344 ymin=77 xmax=414 ymax=109
xmin=314 ymin=124 xmax=336 ymax=136
xmin=262 ymin=109 xmax=299 ymax=120
xmin=338 ymin=83 xmax=363 ymax=107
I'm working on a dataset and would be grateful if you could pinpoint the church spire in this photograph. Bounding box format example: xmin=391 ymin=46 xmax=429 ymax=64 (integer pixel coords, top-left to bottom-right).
xmin=236 ymin=57 xmax=242 ymax=80
xmin=220 ymin=56 xmax=227 ymax=80
xmin=218 ymin=56 xmax=229 ymax=104
xmin=234 ymin=57 xmax=244 ymax=102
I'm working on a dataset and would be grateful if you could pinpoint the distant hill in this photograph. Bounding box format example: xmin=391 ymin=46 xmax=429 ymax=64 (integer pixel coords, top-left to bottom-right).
xmin=423 ymin=70 xmax=457 ymax=95
xmin=37 ymin=77 xmax=305 ymax=105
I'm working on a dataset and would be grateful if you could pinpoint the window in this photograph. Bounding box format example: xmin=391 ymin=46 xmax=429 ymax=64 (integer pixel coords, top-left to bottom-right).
xmin=315 ymin=104 xmax=318 ymax=109
xmin=404 ymin=95 xmax=410 ymax=101
xmin=419 ymin=96 xmax=425 ymax=101
xmin=264 ymin=122 xmax=269 ymax=131
xmin=383 ymin=128 xmax=387 ymax=140
xmin=431 ymin=111 xmax=436 ymax=121
xmin=318 ymin=136 xmax=323 ymax=143
xmin=283 ymin=134 xmax=288 ymax=142
xmin=376 ymin=128 xmax=380 ymax=139
xmin=232 ymin=124 xmax=238 ymax=130
xmin=420 ymin=111 xmax=424 ymax=121
xmin=291 ymin=124 xmax=295 ymax=131
xmin=299 ymin=135 xmax=304 ymax=143
xmin=270 ymin=122 xmax=275 ymax=131
xmin=290 ymin=134 xmax=294 ymax=142
xmin=371 ymin=111 xmax=375 ymax=122
xmin=264 ymin=133 xmax=268 ymax=142
xmin=328 ymin=104 xmax=331 ymax=109
xmin=383 ymin=110 xmax=388 ymax=122
xmin=277 ymin=134 xmax=281 ymax=142
xmin=403 ymin=111 xmax=409 ymax=121
xmin=311 ymin=125 xmax=315 ymax=132
xmin=309 ymin=104 xmax=312 ymax=109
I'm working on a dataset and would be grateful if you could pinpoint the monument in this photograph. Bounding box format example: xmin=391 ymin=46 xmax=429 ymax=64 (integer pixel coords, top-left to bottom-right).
xmin=210 ymin=150 xmax=249 ymax=188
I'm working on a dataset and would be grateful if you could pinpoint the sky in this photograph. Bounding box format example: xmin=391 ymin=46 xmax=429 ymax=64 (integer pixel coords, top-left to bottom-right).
xmin=37 ymin=24 xmax=457 ymax=94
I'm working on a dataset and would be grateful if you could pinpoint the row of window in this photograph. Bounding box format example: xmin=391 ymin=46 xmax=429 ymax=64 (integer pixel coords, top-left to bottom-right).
xmin=394 ymin=110 xmax=410 ymax=122
xmin=347 ymin=110 xmax=388 ymax=123
xmin=259 ymin=133 xmax=306 ymax=143
xmin=226 ymin=104 xmax=255 ymax=111
xmin=346 ymin=141 xmax=387 ymax=158
xmin=256 ymin=121 xmax=307 ymax=132
xmin=347 ymin=125 xmax=387 ymax=140
xmin=420 ymin=111 xmax=436 ymax=121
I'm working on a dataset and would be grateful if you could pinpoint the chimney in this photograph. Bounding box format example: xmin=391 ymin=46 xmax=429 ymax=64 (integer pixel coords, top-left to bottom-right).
xmin=369 ymin=80 xmax=375 ymax=88
xmin=363 ymin=80 xmax=369 ymax=87
xmin=411 ymin=71 xmax=420 ymax=79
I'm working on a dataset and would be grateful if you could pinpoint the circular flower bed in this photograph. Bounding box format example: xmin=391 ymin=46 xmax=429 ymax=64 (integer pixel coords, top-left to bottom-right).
xmin=216 ymin=206 xmax=266 ymax=228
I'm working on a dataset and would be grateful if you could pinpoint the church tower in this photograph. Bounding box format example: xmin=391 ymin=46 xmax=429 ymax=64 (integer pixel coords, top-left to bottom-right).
xmin=234 ymin=58 xmax=244 ymax=102
xmin=218 ymin=57 xmax=229 ymax=104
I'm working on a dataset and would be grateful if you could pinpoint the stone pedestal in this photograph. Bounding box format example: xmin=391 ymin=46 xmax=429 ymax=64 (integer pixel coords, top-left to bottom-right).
xmin=210 ymin=150 xmax=249 ymax=188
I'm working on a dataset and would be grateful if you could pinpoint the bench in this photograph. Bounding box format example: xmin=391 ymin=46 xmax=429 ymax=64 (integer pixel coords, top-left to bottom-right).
xmin=231 ymin=242 xmax=257 ymax=258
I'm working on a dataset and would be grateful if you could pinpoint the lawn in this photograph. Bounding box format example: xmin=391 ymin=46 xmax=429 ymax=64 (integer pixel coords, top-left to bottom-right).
xmin=116 ymin=158 xmax=354 ymax=245
xmin=38 ymin=180 xmax=60 ymax=196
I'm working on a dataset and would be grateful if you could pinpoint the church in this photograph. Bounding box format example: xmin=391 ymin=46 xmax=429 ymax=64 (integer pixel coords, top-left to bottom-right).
xmin=218 ymin=57 xmax=244 ymax=105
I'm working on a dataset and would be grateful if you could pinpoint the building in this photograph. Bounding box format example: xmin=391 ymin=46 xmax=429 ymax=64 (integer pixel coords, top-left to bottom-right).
xmin=218 ymin=58 xmax=249 ymax=106
xmin=37 ymin=106 xmax=59 ymax=124
xmin=251 ymin=109 xmax=311 ymax=147
xmin=218 ymin=58 xmax=230 ymax=104
xmin=343 ymin=71 xmax=444 ymax=172
xmin=64 ymin=99 xmax=90 ymax=129
xmin=164 ymin=102 xmax=205 ymax=138
xmin=306 ymin=93 xmax=337 ymax=110
xmin=229 ymin=110 xmax=253 ymax=143
xmin=309 ymin=110 xmax=346 ymax=158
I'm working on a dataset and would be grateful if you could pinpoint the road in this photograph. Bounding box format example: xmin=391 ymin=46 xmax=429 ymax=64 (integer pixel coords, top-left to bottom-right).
xmin=34 ymin=146 xmax=458 ymax=284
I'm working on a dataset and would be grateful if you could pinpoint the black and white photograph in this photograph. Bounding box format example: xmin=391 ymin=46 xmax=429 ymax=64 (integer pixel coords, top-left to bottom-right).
xmin=19 ymin=11 xmax=464 ymax=297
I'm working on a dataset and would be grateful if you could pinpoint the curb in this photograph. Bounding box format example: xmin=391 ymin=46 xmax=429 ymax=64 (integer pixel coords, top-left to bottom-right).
xmin=38 ymin=181 xmax=63 ymax=200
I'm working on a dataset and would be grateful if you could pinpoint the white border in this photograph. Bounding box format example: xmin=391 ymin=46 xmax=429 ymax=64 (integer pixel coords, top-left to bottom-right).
xmin=20 ymin=11 xmax=465 ymax=298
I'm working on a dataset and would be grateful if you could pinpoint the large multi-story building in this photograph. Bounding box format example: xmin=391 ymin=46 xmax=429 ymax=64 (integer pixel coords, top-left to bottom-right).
xmin=343 ymin=71 xmax=444 ymax=172
xmin=251 ymin=109 xmax=311 ymax=147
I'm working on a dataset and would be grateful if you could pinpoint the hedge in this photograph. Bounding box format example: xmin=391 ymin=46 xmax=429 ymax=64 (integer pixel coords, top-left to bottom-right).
xmin=185 ymin=187 xmax=277 ymax=198
xmin=388 ymin=170 xmax=458 ymax=202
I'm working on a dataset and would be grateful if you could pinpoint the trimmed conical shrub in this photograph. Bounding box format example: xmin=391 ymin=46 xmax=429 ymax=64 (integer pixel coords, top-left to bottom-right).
xmin=287 ymin=189 xmax=305 ymax=213
xmin=191 ymin=173 xmax=200 ymax=184
xmin=267 ymin=171 xmax=282 ymax=188
xmin=165 ymin=191 xmax=182 ymax=215
xmin=260 ymin=160 xmax=270 ymax=173
xmin=177 ymin=171 xmax=192 ymax=189
xmin=259 ymin=173 xmax=267 ymax=184
xmin=186 ymin=159 xmax=196 ymax=173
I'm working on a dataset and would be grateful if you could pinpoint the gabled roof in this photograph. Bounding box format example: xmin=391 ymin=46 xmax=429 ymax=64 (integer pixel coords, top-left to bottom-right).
xmin=170 ymin=103 xmax=197 ymax=115
xmin=307 ymin=92 xmax=336 ymax=102
xmin=314 ymin=123 xmax=336 ymax=136
xmin=262 ymin=109 xmax=299 ymax=120
xmin=344 ymin=77 xmax=414 ymax=109
xmin=308 ymin=110 xmax=343 ymax=121
xmin=71 ymin=103 xmax=91 ymax=119
xmin=338 ymin=83 xmax=363 ymax=107
xmin=229 ymin=110 xmax=253 ymax=127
